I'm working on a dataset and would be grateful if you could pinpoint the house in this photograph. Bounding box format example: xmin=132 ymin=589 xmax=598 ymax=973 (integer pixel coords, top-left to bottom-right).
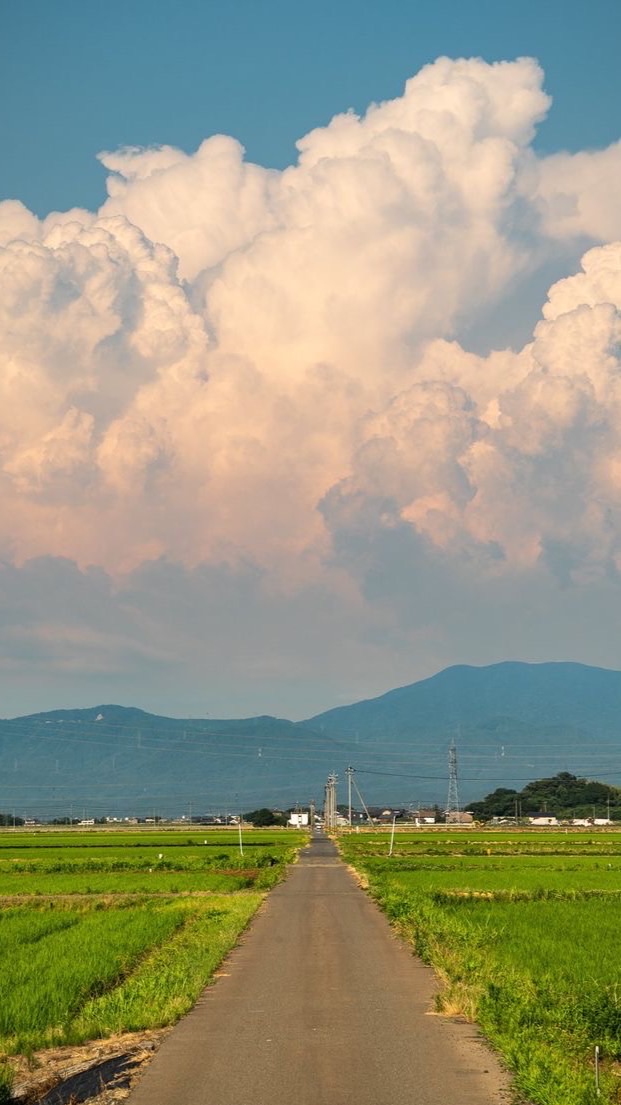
xmin=288 ymin=811 xmax=310 ymax=828
xmin=445 ymin=811 xmax=474 ymax=825
xmin=412 ymin=808 xmax=436 ymax=825
xmin=528 ymin=815 xmax=559 ymax=827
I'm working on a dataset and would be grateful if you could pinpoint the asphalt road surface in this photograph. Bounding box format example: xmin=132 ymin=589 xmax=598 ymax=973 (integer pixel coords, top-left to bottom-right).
xmin=127 ymin=834 xmax=509 ymax=1105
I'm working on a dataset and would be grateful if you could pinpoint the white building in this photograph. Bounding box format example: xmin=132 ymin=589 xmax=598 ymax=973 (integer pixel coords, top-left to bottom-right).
xmin=288 ymin=811 xmax=310 ymax=828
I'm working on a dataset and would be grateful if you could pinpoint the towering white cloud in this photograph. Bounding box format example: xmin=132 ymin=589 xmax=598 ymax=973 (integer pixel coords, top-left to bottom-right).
xmin=325 ymin=241 xmax=621 ymax=580
xmin=0 ymin=54 xmax=620 ymax=707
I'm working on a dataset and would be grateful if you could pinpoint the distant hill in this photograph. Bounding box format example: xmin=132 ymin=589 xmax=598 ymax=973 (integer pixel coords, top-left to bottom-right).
xmin=0 ymin=706 xmax=336 ymax=821
xmin=302 ymin=661 xmax=621 ymax=806
xmin=2 ymin=662 xmax=621 ymax=819
xmin=306 ymin=661 xmax=621 ymax=735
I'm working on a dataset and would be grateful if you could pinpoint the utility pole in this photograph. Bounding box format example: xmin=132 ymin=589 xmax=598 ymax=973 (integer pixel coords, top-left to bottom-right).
xmin=346 ymin=766 xmax=354 ymax=827
xmin=446 ymin=740 xmax=460 ymax=818
xmin=323 ymin=774 xmax=338 ymax=830
xmin=351 ymin=774 xmax=373 ymax=826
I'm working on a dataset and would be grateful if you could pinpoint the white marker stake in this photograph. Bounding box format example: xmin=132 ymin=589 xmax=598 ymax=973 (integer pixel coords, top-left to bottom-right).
xmin=389 ymin=815 xmax=396 ymax=857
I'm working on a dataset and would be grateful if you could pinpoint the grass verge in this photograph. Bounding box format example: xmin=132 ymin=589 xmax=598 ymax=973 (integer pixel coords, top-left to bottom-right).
xmin=348 ymin=854 xmax=621 ymax=1104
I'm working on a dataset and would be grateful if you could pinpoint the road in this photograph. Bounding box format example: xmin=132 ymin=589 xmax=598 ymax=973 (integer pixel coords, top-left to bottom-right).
xmin=127 ymin=834 xmax=509 ymax=1105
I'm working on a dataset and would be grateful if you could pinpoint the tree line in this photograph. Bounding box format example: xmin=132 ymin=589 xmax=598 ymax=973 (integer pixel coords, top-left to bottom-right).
xmin=469 ymin=772 xmax=621 ymax=821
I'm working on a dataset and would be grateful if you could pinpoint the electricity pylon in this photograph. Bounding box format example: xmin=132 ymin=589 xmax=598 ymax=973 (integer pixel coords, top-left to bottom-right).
xmin=446 ymin=740 xmax=460 ymax=815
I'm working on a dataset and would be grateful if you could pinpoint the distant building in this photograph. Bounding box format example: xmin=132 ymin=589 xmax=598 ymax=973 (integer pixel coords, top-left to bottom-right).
xmin=413 ymin=808 xmax=437 ymax=825
xmin=288 ymin=812 xmax=310 ymax=828
xmin=445 ymin=811 xmax=474 ymax=825
xmin=529 ymin=816 xmax=559 ymax=827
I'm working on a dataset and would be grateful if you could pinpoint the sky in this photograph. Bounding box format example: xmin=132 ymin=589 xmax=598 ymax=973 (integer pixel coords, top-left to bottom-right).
xmin=1 ymin=0 xmax=621 ymax=721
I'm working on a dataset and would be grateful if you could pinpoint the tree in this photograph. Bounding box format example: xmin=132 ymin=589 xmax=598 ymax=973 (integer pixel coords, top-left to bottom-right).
xmin=0 ymin=813 xmax=24 ymax=826
xmin=469 ymin=788 xmax=518 ymax=820
xmin=470 ymin=774 xmax=621 ymax=821
xmin=243 ymin=808 xmax=287 ymax=827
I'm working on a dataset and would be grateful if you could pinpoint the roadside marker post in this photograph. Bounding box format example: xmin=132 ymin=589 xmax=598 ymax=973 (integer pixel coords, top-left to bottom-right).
xmin=389 ymin=814 xmax=397 ymax=857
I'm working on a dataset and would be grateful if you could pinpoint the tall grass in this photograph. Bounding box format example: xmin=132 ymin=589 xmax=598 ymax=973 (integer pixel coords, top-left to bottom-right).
xmin=0 ymin=825 xmax=301 ymax=1092
xmin=0 ymin=846 xmax=293 ymax=874
xmin=73 ymin=894 xmax=262 ymax=1040
xmin=0 ymin=895 xmax=264 ymax=1058
xmin=0 ymin=907 xmax=79 ymax=951
xmin=0 ymin=870 xmax=258 ymax=895
xmin=342 ymin=830 xmax=621 ymax=1105
xmin=0 ymin=902 xmax=186 ymax=1054
xmin=0 ymin=825 xmax=301 ymax=1086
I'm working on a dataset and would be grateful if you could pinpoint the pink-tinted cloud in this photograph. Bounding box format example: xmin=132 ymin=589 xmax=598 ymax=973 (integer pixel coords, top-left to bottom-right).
xmin=0 ymin=56 xmax=620 ymax=712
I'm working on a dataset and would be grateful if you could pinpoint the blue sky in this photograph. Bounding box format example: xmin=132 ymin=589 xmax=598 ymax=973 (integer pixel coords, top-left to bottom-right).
xmin=1 ymin=1 xmax=621 ymax=722
xmin=2 ymin=0 xmax=621 ymax=216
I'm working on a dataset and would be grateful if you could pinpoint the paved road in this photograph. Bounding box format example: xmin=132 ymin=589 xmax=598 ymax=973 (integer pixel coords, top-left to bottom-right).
xmin=128 ymin=835 xmax=509 ymax=1105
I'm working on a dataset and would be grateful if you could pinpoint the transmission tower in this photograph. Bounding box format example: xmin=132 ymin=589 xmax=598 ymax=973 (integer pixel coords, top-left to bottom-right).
xmin=446 ymin=740 xmax=460 ymax=815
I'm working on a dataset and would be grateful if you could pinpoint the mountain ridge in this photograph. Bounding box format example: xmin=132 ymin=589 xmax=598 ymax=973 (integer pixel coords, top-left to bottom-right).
xmin=2 ymin=661 xmax=621 ymax=817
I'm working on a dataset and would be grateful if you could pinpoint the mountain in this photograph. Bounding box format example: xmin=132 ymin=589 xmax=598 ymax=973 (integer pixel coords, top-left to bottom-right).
xmin=2 ymin=662 xmax=621 ymax=818
xmin=304 ymin=661 xmax=621 ymax=805
xmin=307 ymin=661 xmax=621 ymax=734
xmin=0 ymin=706 xmax=336 ymax=821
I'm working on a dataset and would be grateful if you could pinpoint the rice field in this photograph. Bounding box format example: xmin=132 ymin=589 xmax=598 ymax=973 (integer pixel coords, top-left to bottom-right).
xmin=340 ymin=829 xmax=621 ymax=1105
xmin=0 ymin=827 xmax=304 ymax=1101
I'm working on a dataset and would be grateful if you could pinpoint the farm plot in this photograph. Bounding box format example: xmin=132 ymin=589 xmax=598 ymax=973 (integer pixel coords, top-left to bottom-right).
xmin=341 ymin=830 xmax=621 ymax=1105
xmin=0 ymin=828 xmax=304 ymax=1100
xmin=0 ymin=830 xmax=299 ymax=896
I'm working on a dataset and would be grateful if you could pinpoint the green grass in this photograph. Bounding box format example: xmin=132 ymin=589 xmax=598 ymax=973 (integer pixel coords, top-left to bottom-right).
xmin=0 ymin=845 xmax=296 ymax=873
xmin=73 ymin=894 xmax=261 ymax=1039
xmin=0 ymin=870 xmax=259 ymax=895
xmin=0 ymin=900 xmax=185 ymax=1053
xmin=0 ymin=826 xmax=305 ymax=1092
xmin=343 ymin=829 xmax=621 ymax=857
xmin=0 ymin=895 xmax=263 ymax=1056
xmin=0 ymin=829 xmax=304 ymax=851
xmin=0 ymin=829 xmax=301 ymax=897
xmin=360 ymin=860 xmax=621 ymax=895
xmin=0 ymin=907 xmax=79 ymax=951
xmin=341 ymin=829 xmax=621 ymax=1105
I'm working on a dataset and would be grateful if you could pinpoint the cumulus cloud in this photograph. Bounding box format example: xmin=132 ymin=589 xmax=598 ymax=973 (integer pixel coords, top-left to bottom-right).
xmin=325 ymin=241 xmax=621 ymax=580
xmin=0 ymin=55 xmax=621 ymax=710
xmin=535 ymin=143 xmax=621 ymax=243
